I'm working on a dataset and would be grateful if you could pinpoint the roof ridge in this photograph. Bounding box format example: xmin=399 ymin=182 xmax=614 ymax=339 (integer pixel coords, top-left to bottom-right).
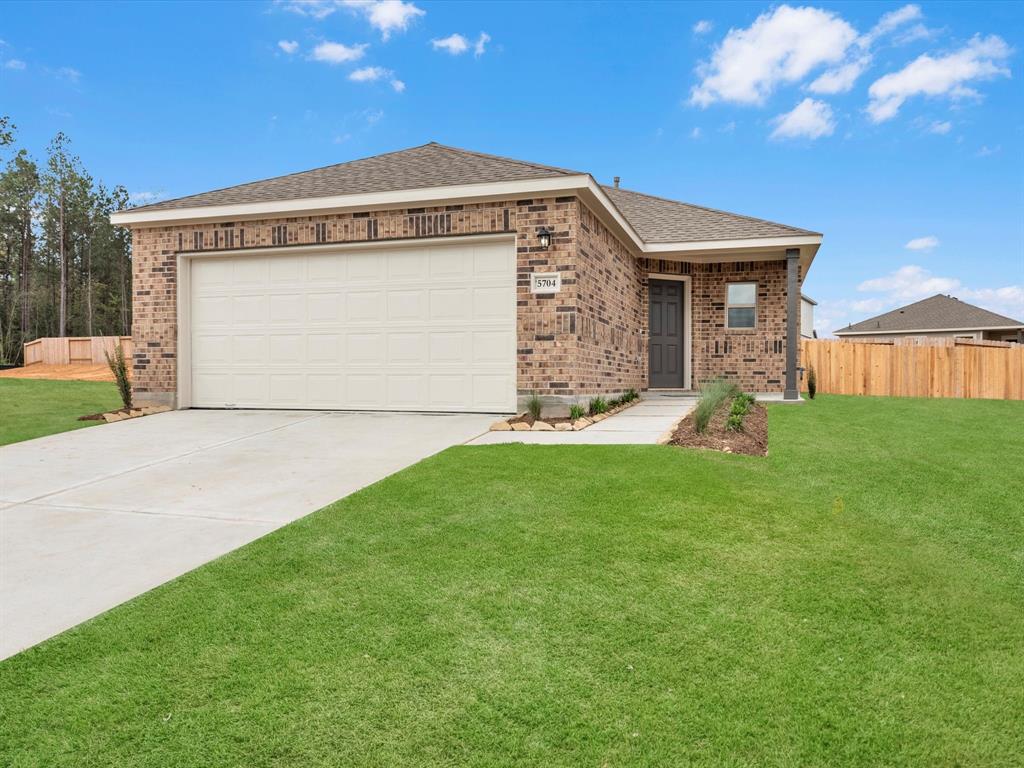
xmin=603 ymin=184 xmax=820 ymax=236
xmin=427 ymin=142 xmax=582 ymax=176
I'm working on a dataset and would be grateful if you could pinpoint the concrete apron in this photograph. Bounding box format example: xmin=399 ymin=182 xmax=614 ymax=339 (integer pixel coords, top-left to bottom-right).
xmin=468 ymin=393 xmax=699 ymax=446
xmin=0 ymin=409 xmax=493 ymax=660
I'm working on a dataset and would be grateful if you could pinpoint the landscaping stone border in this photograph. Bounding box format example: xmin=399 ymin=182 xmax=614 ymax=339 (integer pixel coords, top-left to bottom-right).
xmin=489 ymin=398 xmax=639 ymax=432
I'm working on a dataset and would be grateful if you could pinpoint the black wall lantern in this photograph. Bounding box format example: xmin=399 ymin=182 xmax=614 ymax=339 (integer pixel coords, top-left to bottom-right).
xmin=537 ymin=227 xmax=552 ymax=250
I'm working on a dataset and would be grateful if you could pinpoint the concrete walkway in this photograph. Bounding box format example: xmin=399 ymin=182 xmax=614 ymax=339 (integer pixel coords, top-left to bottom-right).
xmin=0 ymin=409 xmax=493 ymax=659
xmin=469 ymin=392 xmax=698 ymax=445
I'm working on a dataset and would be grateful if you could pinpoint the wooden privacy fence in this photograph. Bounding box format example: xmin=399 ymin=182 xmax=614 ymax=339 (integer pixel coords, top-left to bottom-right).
xmin=801 ymin=338 xmax=1024 ymax=400
xmin=23 ymin=336 xmax=133 ymax=366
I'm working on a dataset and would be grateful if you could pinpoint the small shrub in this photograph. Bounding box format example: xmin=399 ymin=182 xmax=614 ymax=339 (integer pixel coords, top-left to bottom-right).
xmin=624 ymin=388 xmax=639 ymax=402
xmin=726 ymin=413 xmax=744 ymax=431
xmin=693 ymin=378 xmax=737 ymax=433
xmin=105 ymin=343 xmax=132 ymax=410
xmin=807 ymin=365 xmax=817 ymax=399
xmin=569 ymin=404 xmax=586 ymax=421
xmin=588 ymin=397 xmax=608 ymax=416
xmin=527 ymin=394 xmax=543 ymax=421
xmin=608 ymin=397 xmax=621 ymax=409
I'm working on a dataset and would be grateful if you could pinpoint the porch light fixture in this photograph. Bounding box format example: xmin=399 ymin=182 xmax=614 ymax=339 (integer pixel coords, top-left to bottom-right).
xmin=537 ymin=227 xmax=552 ymax=250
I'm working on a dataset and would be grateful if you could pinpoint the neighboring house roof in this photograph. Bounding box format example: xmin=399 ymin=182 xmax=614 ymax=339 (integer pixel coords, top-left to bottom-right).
xmin=120 ymin=142 xmax=819 ymax=250
xmin=801 ymin=294 xmax=817 ymax=305
xmin=835 ymin=294 xmax=1024 ymax=335
xmin=130 ymin=143 xmax=582 ymax=213
xmin=600 ymin=185 xmax=819 ymax=243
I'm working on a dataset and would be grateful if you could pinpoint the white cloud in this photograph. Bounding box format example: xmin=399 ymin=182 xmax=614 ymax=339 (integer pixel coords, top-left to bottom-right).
xmin=3 ymin=58 xmax=25 ymax=70
xmin=56 ymin=66 xmax=81 ymax=82
xmin=693 ymin=20 xmax=713 ymax=35
xmin=342 ymin=0 xmax=425 ymax=40
xmin=278 ymin=40 xmax=299 ymax=54
xmin=474 ymin=32 xmax=491 ymax=57
xmin=851 ymin=265 xmax=1024 ymax=321
xmin=861 ymin=4 xmax=922 ymax=47
xmin=333 ymin=133 xmax=352 ymax=144
xmin=311 ymin=41 xmax=368 ymax=64
xmin=363 ymin=108 xmax=384 ymax=125
xmin=976 ymin=144 xmax=1001 ymax=157
xmin=348 ymin=66 xmax=386 ymax=82
xmin=279 ymin=0 xmax=338 ymax=19
xmin=690 ymin=127 xmax=702 ymax=139
xmin=390 ymin=78 xmax=405 ymax=92
xmin=927 ymin=119 xmax=952 ymax=134
xmin=770 ymin=98 xmax=835 ymax=140
xmin=858 ymin=265 xmax=959 ymax=299
xmin=905 ymin=235 xmax=939 ymax=251
xmin=432 ymin=33 xmax=469 ymax=55
xmin=690 ymin=5 xmax=857 ymax=106
xmin=808 ymin=56 xmax=871 ymax=94
xmin=867 ymin=34 xmax=1012 ymax=123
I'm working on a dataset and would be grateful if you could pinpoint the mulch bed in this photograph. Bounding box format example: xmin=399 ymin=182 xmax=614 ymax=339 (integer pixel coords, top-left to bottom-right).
xmin=670 ymin=399 xmax=768 ymax=456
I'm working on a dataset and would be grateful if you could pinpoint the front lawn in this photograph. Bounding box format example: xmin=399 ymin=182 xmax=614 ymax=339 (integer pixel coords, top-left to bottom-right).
xmin=0 ymin=378 xmax=121 ymax=447
xmin=2 ymin=395 xmax=1022 ymax=766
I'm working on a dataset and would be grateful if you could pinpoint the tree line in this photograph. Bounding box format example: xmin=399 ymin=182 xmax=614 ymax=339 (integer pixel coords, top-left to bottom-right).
xmin=0 ymin=115 xmax=133 ymax=364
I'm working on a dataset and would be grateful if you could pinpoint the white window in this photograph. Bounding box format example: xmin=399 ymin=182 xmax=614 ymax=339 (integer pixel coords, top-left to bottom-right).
xmin=726 ymin=283 xmax=756 ymax=329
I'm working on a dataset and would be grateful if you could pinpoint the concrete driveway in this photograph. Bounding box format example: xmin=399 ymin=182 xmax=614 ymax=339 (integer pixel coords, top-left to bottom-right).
xmin=0 ymin=409 xmax=492 ymax=660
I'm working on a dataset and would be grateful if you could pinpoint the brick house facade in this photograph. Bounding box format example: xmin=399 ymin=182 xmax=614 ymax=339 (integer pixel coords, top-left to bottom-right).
xmin=115 ymin=143 xmax=821 ymax=412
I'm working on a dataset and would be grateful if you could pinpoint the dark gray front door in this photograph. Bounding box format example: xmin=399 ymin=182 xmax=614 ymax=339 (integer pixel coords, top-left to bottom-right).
xmin=648 ymin=280 xmax=684 ymax=388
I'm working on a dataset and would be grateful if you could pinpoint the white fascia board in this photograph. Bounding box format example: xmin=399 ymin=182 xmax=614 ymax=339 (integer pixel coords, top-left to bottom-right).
xmin=835 ymin=325 xmax=1024 ymax=336
xmin=109 ymin=175 xmax=594 ymax=226
xmin=643 ymin=234 xmax=822 ymax=253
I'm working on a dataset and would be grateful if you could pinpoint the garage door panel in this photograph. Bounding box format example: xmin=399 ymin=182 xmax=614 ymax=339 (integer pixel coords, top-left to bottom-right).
xmin=190 ymin=240 xmax=515 ymax=412
xmin=269 ymin=294 xmax=304 ymax=323
xmin=388 ymin=333 xmax=426 ymax=366
xmin=308 ymin=293 xmax=342 ymax=323
xmin=232 ymin=295 xmax=268 ymax=324
xmin=308 ymin=334 xmax=342 ymax=364
xmin=387 ymin=290 xmax=427 ymax=322
xmin=347 ymin=333 xmax=385 ymax=366
xmin=269 ymin=334 xmax=304 ymax=364
xmin=233 ymin=258 xmax=269 ymax=285
xmin=347 ymin=291 xmax=383 ymax=322
xmin=232 ymin=335 xmax=267 ymax=365
xmin=430 ymin=288 xmax=471 ymax=322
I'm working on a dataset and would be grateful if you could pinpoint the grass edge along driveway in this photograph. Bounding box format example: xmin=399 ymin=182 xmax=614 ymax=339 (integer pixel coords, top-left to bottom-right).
xmin=1 ymin=395 xmax=1022 ymax=767
xmin=0 ymin=378 xmax=120 ymax=447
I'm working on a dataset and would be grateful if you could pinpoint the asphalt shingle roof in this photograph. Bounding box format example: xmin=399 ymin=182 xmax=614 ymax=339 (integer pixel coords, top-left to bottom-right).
xmin=835 ymin=294 xmax=1024 ymax=334
xmin=129 ymin=142 xmax=818 ymax=244
xmin=600 ymin=185 xmax=819 ymax=243
xmin=132 ymin=143 xmax=581 ymax=212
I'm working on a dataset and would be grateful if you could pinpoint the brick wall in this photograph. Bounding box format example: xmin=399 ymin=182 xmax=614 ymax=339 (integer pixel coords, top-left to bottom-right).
xmin=130 ymin=197 xmax=797 ymax=406
xmin=574 ymin=204 xmax=646 ymax=393
xmin=131 ymin=197 xmax=596 ymax=404
xmin=637 ymin=257 xmax=796 ymax=392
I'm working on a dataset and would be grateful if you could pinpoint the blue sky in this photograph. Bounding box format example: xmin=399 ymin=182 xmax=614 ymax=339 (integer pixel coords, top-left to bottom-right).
xmin=1 ymin=0 xmax=1021 ymax=334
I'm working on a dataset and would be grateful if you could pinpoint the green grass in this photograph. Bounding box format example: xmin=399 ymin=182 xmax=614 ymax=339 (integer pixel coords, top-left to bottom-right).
xmin=0 ymin=378 xmax=121 ymax=446
xmin=2 ymin=395 xmax=1023 ymax=766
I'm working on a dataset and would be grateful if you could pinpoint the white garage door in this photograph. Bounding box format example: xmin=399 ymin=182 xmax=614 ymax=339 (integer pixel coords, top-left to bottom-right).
xmin=188 ymin=239 xmax=516 ymax=412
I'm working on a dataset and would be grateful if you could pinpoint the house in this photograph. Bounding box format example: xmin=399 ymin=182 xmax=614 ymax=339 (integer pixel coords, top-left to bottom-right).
xmin=834 ymin=294 xmax=1024 ymax=343
xmin=801 ymin=294 xmax=817 ymax=339
xmin=109 ymin=143 xmax=822 ymax=413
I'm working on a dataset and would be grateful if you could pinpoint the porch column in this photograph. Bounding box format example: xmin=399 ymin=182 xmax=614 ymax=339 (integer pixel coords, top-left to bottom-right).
xmin=784 ymin=248 xmax=800 ymax=400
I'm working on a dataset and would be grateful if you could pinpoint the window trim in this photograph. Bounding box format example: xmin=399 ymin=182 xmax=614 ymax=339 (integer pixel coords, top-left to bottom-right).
xmin=726 ymin=281 xmax=757 ymax=329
